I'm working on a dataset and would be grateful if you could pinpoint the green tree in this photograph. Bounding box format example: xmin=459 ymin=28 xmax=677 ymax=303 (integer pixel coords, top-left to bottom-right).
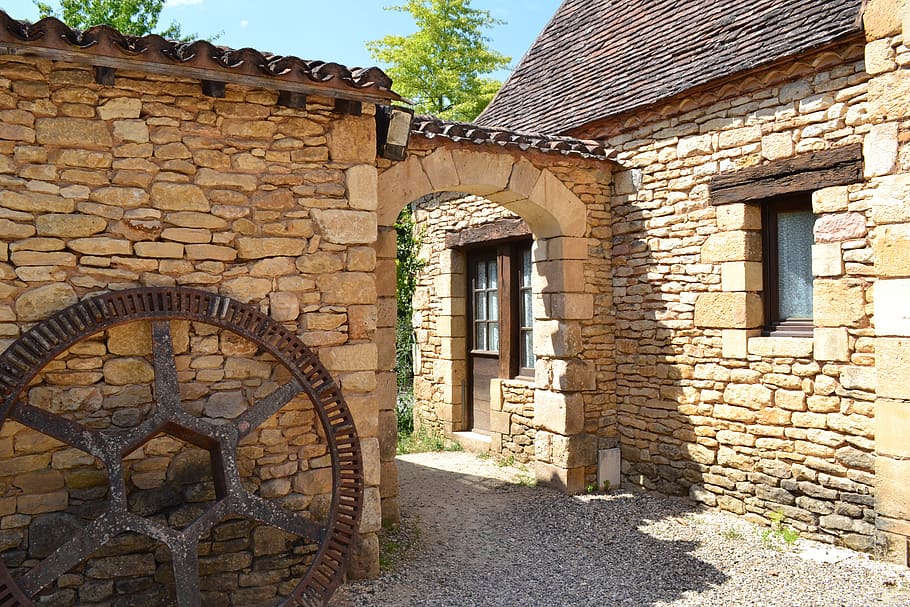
xmin=34 ymin=0 xmax=188 ymax=39
xmin=367 ymin=0 xmax=511 ymax=121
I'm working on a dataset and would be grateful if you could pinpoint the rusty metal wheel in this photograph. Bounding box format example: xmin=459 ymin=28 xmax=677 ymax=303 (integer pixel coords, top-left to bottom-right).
xmin=0 ymin=287 xmax=363 ymax=607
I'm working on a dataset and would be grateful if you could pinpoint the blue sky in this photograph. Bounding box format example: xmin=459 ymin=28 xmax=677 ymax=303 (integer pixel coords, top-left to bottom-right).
xmin=0 ymin=1 xmax=563 ymax=80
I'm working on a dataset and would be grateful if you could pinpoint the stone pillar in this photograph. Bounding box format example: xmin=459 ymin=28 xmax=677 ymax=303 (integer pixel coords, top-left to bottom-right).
xmin=432 ymin=248 xmax=467 ymax=433
xmin=864 ymin=0 xmax=910 ymax=565
xmin=531 ymin=236 xmax=597 ymax=493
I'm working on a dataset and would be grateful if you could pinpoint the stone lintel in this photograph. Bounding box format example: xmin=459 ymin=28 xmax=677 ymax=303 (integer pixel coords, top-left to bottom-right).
xmin=747 ymin=336 xmax=814 ymax=358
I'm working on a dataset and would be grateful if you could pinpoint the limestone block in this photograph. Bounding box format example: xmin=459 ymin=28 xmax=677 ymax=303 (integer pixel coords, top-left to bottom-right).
xmin=723 ymin=383 xmax=772 ymax=409
xmin=150 ymin=183 xmax=209 ymax=212
xmin=864 ymin=122 xmax=898 ymax=178
xmin=237 ymin=237 xmax=306 ymax=259
xmin=812 ymin=243 xmax=843 ymax=277
xmin=0 ymin=219 xmax=35 ymax=240
xmin=871 ymin=174 xmax=910 ymax=224
xmin=103 ymin=357 xmax=154 ymax=385
xmin=435 ymin=315 xmax=465 ymax=338
xmin=328 ymin=115 xmax=375 ymax=164
xmin=551 ymin=359 xmax=596 ymax=392
xmin=677 ymin=133 xmax=712 ymax=158
xmin=814 ymin=327 xmax=850 ymax=361
xmin=534 ymin=461 xmax=585 ymax=494
xmin=547 ymin=433 xmax=597 ymax=468
xmin=108 ymin=322 xmax=152 ymax=355
xmin=863 ymin=0 xmax=905 ymax=39
xmin=877 ymin=456 xmax=910 ymax=521
xmin=534 ymin=259 xmax=586 ymax=293
xmin=269 ymin=292 xmax=299 ymax=322
xmin=814 ymin=213 xmax=866 ymax=243
xmin=721 ymin=262 xmax=762 ymax=291
xmin=1 ymin=191 xmax=74 ymax=213
xmin=98 ymin=97 xmax=142 ymax=120
xmin=113 ymin=119 xmax=149 ymax=143
xmin=519 ymin=168 xmax=586 ymax=238
xmin=877 ymin=399 xmax=910 ymax=458
xmin=221 ymin=277 xmax=272 ymax=303
xmin=320 ymin=344 xmax=378 ymax=372
xmin=542 ymin=293 xmax=594 ymax=320
xmin=377 ymin=156 xmax=431 ymax=226
xmin=716 ymin=203 xmax=761 ymax=231
xmin=761 ymin=132 xmax=795 ymax=161
xmin=317 ymin=273 xmax=376 ymax=305
xmin=700 ymin=231 xmax=761 ymax=263
xmin=134 ymin=242 xmax=184 ymax=259
xmin=814 ymin=280 xmax=866 ymax=328
xmin=840 ymin=366 xmax=877 ymax=392
xmin=450 ymin=150 xmax=513 ymax=196
xmin=36 ymin=118 xmax=112 ymax=147
xmin=870 ymin=71 xmax=910 ymax=123
xmin=185 ymin=244 xmax=236 ymax=261
xmin=719 ymin=125 xmax=762 ymax=149
xmin=36 ymin=214 xmax=106 ymax=238
xmin=876 ymin=279 xmax=910 ymax=336
xmin=68 ymin=237 xmax=131 ymax=256
xmin=311 ymin=209 xmax=377 ymax=245
xmin=507 ymin=157 xmax=543 ymax=199
xmin=535 ymin=237 xmax=589 ymax=261
xmin=693 ymin=292 xmax=763 ymax=328
xmin=16 ymin=284 xmax=78 ymax=322
xmin=878 ymin=337 xmax=910 ymax=399
xmin=866 ymin=37 xmax=898 ymax=75
xmin=722 ymin=329 xmax=760 ymax=359
xmin=533 ymin=390 xmax=583 ymax=435
xmin=812 ymin=186 xmax=849 ymax=214
xmin=345 ymin=165 xmax=378 ymax=211
xmin=874 ymin=225 xmax=910 ymax=277
xmin=420 ymin=148 xmax=459 ymax=191
xmin=747 ymin=336 xmax=814 ymax=358
xmin=534 ymin=320 xmax=583 ymax=357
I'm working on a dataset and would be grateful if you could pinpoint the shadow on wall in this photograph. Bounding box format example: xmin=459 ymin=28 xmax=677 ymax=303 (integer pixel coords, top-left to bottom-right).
xmin=332 ymin=458 xmax=726 ymax=606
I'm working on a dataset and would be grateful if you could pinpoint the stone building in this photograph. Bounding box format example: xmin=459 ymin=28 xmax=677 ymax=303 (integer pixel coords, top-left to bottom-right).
xmin=407 ymin=0 xmax=910 ymax=565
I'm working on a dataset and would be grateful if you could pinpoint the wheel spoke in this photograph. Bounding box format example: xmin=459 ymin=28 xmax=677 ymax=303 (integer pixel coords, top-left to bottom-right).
xmin=18 ymin=514 xmax=117 ymax=597
xmin=235 ymin=379 xmax=303 ymax=438
xmin=172 ymin=544 xmax=202 ymax=607
xmin=11 ymin=403 xmax=106 ymax=459
xmin=243 ymin=495 xmax=325 ymax=544
xmin=151 ymin=321 xmax=181 ymax=414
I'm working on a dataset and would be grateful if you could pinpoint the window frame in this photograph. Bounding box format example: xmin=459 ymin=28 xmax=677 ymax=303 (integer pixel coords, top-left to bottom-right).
xmin=761 ymin=192 xmax=815 ymax=337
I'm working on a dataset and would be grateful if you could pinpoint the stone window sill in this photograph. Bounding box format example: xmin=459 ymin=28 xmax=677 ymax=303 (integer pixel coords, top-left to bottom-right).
xmin=747 ymin=336 xmax=814 ymax=358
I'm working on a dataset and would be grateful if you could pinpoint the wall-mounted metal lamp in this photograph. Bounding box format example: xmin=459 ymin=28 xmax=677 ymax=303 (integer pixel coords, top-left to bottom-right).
xmin=376 ymin=105 xmax=414 ymax=161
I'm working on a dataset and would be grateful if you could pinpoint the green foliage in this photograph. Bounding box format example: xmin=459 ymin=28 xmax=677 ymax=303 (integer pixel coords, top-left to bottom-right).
xmin=761 ymin=510 xmax=800 ymax=549
xmin=397 ymin=427 xmax=462 ymax=454
xmin=395 ymin=206 xmax=425 ymax=390
xmin=396 ymin=387 xmax=415 ymax=436
xmin=34 ymin=0 xmax=194 ymax=39
xmin=367 ymin=0 xmax=511 ymax=121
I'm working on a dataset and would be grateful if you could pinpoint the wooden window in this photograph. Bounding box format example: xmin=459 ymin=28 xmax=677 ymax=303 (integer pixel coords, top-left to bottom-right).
xmin=762 ymin=193 xmax=815 ymax=336
xmin=471 ymin=255 xmax=500 ymax=353
xmin=517 ymin=246 xmax=535 ymax=377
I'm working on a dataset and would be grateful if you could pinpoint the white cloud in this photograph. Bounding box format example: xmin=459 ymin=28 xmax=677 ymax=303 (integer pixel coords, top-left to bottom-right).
xmin=240 ymin=20 xmax=249 ymax=29
xmin=165 ymin=0 xmax=204 ymax=7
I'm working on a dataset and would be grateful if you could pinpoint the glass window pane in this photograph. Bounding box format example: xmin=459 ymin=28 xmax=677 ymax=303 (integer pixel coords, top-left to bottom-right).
xmin=488 ymin=260 xmax=498 ymax=289
xmin=476 ymin=323 xmax=487 ymax=350
xmin=476 ymin=262 xmax=487 ymax=290
xmin=489 ymin=321 xmax=499 ymax=351
xmin=777 ymin=209 xmax=814 ymax=319
xmin=489 ymin=288 xmax=499 ymax=321
xmin=521 ymin=248 xmax=532 ymax=288
xmin=475 ymin=292 xmax=486 ymax=320
xmin=522 ymin=289 xmax=533 ymax=327
xmin=521 ymin=330 xmax=534 ymax=370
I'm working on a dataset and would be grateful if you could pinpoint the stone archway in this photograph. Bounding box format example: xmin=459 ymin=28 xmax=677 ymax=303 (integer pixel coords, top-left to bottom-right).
xmin=376 ymin=143 xmax=607 ymax=505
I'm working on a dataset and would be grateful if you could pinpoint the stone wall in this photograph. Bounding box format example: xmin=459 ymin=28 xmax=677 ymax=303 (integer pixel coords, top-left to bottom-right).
xmin=578 ymin=36 xmax=887 ymax=550
xmin=0 ymin=54 xmax=385 ymax=602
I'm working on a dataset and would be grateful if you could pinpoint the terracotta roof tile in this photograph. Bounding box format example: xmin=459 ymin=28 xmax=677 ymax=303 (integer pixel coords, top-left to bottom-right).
xmin=477 ymin=0 xmax=864 ymax=134
xmin=411 ymin=115 xmax=616 ymax=160
xmin=0 ymin=10 xmax=402 ymax=104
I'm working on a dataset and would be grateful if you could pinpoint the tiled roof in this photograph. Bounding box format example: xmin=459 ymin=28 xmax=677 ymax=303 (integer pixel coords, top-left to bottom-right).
xmin=0 ymin=11 xmax=402 ymax=104
xmin=477 ymin=0 xmax=864 ymax=134
xmin=411 ymin=115 xmax=616 ymax=160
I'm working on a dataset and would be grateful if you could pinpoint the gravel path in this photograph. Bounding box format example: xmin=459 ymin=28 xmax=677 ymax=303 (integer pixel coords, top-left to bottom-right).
xmin=330 ymin=451 xmax=910 ymax=607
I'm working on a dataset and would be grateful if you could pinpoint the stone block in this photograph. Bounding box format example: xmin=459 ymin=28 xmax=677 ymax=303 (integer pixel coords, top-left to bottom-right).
xmin=36 ymin=118 xmax=111 ymax=147
xmin=864 ymin=122 xmax=898 ymax=178
xmin=68 ymin=237 xmax=131 ymax=256
xmin=36 ymin=213 xmax=106 ymax=238
xmin=377 ymin=156 xmax=431 ymax=226
xmin=16 ymin=284 xmax=78 ymax=322
xmin=761 ymin=132 xmax=794 ymax=161
xmin=814 ymin=327 xmax=850 ymax=361
xmin=98 ymin=97 xmax=142 ymax=120
xmin=535 ymin=237 xmax=589 ymax=261
xmin=345 ymin=165 xmax=378 ymax=211
xmin=151 ymin=182 xmax=209 ymax=212
xmin=723 ymin=383 xmax=772 ymax=409
xmin=877 ymin=456 xmax=910 ymax=521
xmin=134 ymin=242 xmax=184 ymax=258
xmin=866 ymin=37 xmax=898 ymax=75
xmin=721 ymin=261 xmax=762 ymax=291
xmin=329 ymin=115 xmax=375 ymax=164
xmin=320 ymin=343 xmax=378 ymax=372
xmin=812 ymin=243 xmax=843 ymax=277
xmin=863 ymin=0 xmax=904 ymax=39
xmin=222 ymin=277 xmax=271 ymax=303
xmin=878 ymin=337 xmax=910 ymax=399
xmin=520 ymin=168 xmax=586 ymax=238
xmin=677 ymin=133 xmax=712 ymax=158
xmin=876 ymin=279 xmax=910 ymax=336
xmin=534 ymin=259 xmax=586 ymax=293
xmin=716 ymin=203 xmax=761 ymax=231
xmin=534 ymin=461 xmax=585 ymax=494
xmin=871 ymin=174 xmax=910 ymax=224
xmin=533 ymin=390 xmax=583 ymax=434
xmin=489 ymin=410 xmax=511 ymax=434
xmin=551 ymin=359 xmax=596 ymax=391
xmin=450 ymin=150 xmax=513 ymax=195
xmin=874 ymin=224 xmax=910 ymax=277
xmin=877 ymin=399 xmax=910 ymax=458
xmin=813 ymin=280 xmax=866 ymax=328
xmin=812 ymin=186 xmax=849 ymax=214
xmin=694 ymin=292 xmax=763 ymax=328
xmin=534 ymin=320 xmax=583 ymax=357
xmin=700 ymin=231 xmax=761 ymax=263
xmin=420 ymin=148 xmax=459 ymax=191
xmin=542 ymin=292 xmax=594 ymax=320
xmin=311 ymin=209 xmax=377 ymax=245
xmin=103 ymin=357 xmax=154 ymax=385
xmin=840 ymin=366 xmax=877 ymax=392
xmin=747 ymin=337 xmax=813 ymax=358
xmin=269 ymin=292 xmax=299 ymax=322
xmin=347 ymin=532 xmax=380 ymax=580
xmin=237 ymin=237 xmax=306 ymax=259
xmin=814 ymin=213 xmax=866 ymax=243
xmin=722 ymin=329 xmax=760 ymax=358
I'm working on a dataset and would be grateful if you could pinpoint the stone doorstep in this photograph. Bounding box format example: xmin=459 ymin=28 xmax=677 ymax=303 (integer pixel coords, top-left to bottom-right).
xmin=451 ymin=430 xmax=492 ymax=454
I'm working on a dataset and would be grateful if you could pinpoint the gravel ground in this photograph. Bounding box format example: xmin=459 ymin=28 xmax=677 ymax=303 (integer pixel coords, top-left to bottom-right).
xmin=330 ymin=451 xmax=910 ymax=607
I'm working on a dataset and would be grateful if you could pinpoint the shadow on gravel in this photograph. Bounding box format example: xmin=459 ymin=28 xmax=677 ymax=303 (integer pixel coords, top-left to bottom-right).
xmin=332 ymin=457 xmax=727 ymax=607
